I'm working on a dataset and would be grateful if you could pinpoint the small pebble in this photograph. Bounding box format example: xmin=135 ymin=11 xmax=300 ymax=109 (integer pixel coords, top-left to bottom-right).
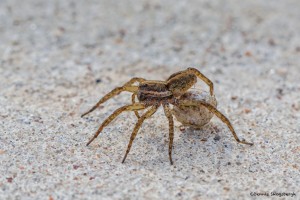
xmin=95 ymin=78 xmax=102 ymax=83
xmin=244 ymin=108 xmax=251 ymax=114
xmin=6 ymin=177 xmax=13 ymax=183
xmin=231 ymin=96 xmax=238 ymax=100
xmin=268 ymin=38 xmax=276 ymax=46
xmin=214 ymin=135 xmax=221 ymax=141
xmin=73 ymin=165 xmax=80 ymax=170
xmin=179 ymin=126 xmax=186 ymax=132
xmin=245 ymin=51 xmax=252 ymax=57
xmin=292 ymin=102 xmax=299 ymax=111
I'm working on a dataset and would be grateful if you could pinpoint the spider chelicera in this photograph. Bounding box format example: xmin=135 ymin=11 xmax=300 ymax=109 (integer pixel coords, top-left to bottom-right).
xmin=81 ymin=68 xmax=253 ymax=165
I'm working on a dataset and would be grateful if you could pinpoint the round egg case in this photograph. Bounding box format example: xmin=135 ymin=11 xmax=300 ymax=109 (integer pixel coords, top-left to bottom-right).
xmin=172 ymin=89 xmax=217 ymax=129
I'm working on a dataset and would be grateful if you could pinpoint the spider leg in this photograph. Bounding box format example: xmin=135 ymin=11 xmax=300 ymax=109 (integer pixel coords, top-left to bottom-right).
xmin=131 ymin=94 xmax=140 ymax=119
xmin=187 ymin=67 xmax=214 ymax=96
xmin=81 ymin=77 xmax=145 ymax=117
xmin=86 ymin=103 xmax=146 ymax=146
xmin=163 ymin=104 xmax=174 ymax=165
xmin=123 ymin=77 xmax=146 ymax=87
xmin=177 ymin=99 xmax=253 ymax=145
xmin=122 ymin=106 xmax=158 ymax=163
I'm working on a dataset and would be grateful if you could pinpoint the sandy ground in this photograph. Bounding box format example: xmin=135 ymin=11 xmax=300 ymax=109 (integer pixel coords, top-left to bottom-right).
xmin=1 ymin=0 xmax=300 ymax=199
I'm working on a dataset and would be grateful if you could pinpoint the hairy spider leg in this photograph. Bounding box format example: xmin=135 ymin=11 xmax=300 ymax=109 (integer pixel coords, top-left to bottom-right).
xmin=81 ymin=77 xmax=145 ymax=117
xmin=187 ymin=67 xmax=214 ymax=96
xmin=163 ymin=104 xmax=174 ymax=165
xmin=86 ymin=103 xmax=146 ymax=146
xmin=122 ymin=106 xmax=158 ymax=163
xmin=131 ymin=94 xmax=140 ymax=118
xmin=177 ymin=99 xmax=253 ymax=146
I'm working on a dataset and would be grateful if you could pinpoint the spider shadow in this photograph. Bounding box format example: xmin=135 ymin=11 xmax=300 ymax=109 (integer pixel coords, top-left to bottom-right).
xmin=178 ymin=124 xmax=217 ymax=141
xmin=130 ymin=123 xmax=232 ymax=169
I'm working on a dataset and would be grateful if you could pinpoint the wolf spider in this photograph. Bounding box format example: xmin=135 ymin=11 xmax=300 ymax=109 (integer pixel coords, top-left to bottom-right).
xmin=81 ymin=68 xmax=253 ymax=165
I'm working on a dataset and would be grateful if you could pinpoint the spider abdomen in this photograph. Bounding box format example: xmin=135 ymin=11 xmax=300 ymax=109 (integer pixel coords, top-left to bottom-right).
xmin=167 ymin=73 xmax=197 ymax=97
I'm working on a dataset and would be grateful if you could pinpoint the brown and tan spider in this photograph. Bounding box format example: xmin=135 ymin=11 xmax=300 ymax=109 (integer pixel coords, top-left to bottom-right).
xmin=81 ymin=68 xmax=253 ymax=165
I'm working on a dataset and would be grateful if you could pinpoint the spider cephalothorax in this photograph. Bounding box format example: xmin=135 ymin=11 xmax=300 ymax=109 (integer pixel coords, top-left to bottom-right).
xmin=81 ymin=68 xmax=253 ymax=165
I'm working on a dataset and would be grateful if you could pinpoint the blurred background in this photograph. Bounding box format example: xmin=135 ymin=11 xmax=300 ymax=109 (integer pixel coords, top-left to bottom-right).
xmin=1 ymin=0 xmax=299 ymax=199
